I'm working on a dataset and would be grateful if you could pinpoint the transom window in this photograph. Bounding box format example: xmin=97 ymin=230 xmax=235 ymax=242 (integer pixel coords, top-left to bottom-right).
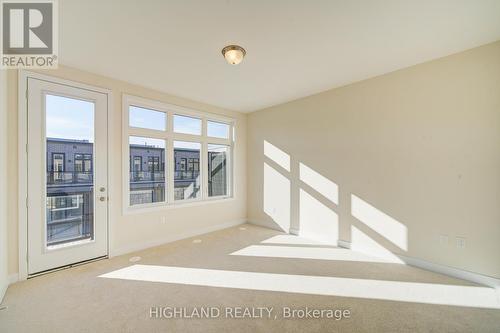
xmin=173 ymin=114 xmax=202 ymax=135
xmin=129 ymin=105 xmax=166 ymax=131
xmin=123 ymin=95 xmax=234 ymax=210
xmin=207 ymin=120 xmax=230 ymax=139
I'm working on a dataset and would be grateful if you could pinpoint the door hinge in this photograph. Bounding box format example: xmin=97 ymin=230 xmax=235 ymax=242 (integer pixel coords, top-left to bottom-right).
xmin=26 ymin=89 xmax=28 ymax=100
xmin=26 ymin=143 xmax=28 ymax=154
xmin=26 ymin=252 xmax=29 ymax=263
xmin=26 ymin=197 xmax=28 ymax=208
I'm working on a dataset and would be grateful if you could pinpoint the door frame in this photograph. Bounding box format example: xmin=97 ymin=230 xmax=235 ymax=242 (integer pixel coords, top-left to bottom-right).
xmin=18 ymin=70 xmax=113 ymax=280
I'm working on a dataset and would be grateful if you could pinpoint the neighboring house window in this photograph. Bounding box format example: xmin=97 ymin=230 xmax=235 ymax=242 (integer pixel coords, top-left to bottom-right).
xmin=50 ymin=195 xmax=80 ymax=210
xmin=174 ymin=141 xmax=201 ymax=200
xmin=52 ymin=153 xmax=65 ymax=181
xmin=180 ymin=158 xmax=187 ymax=171
xmin=52 ymin=153 xmax=64 ymax=171
xmin=188 ymin=158 xmax=199 ymax=171
xmin=74 ymin=154 xmax=92 ymax=173
xmin=130 ymin=139 xmax=165 ymax=205
xmin=133 ymin=156 xmax=142 ymax=172
xmin=149 ymin=157 xmax=160 ymax=171
xmin=123 ymin=95 xmax=234 ymax=209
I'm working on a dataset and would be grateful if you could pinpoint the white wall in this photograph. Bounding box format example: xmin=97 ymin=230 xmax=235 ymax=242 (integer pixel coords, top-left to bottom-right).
xmin=6 ymin=66 xmax=247 ymax=277
xmin=0 ymin=69 xmax=9 ymax=301
xmin=247 ymin=41 xmax=500 ymax=278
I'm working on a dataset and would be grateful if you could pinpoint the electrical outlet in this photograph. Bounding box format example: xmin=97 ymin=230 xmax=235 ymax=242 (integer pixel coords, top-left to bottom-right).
xmin=456 ymin=237 xmax=466 ymax=249
xmin=439 ymin=235 xmax=448 ymax=246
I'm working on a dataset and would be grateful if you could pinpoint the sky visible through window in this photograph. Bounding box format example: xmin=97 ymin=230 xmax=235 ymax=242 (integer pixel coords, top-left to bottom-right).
xmin=46 ymin=94 xmax=95 ymax=142
xmin=207 ymin=121 xmax=229 ymax=139
xmin=174 ymin=141 xmax=201 ymax=150
xmin=46 ymin=97 xmax=229 ymax=144
xmin=129 ymin=136 xmax=165 ymax=148
xmin=173 ymin=115 xmax=201 ymax=135
xmin=129 ymin=106 xmax=166 ymax=131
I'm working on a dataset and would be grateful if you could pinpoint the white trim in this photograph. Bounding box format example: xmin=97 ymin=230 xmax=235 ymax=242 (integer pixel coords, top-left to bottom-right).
xmin=126 ymin=94 xmax=233 ymax=123
xmin=122 ymin=94 xmax=235 ymax=214
xmin=398 ymin=254 xmax=500 ymax=289
xmin=124 ymin=197 xmax=237 ymax=215
xmin=110 ymin=219 xmax=246 ymax=257
xmin=337 ymin=239 xmax=351 ymax=249
xmin=0 ymin=285 xmax=6 ymax=303
xmin=20 ymin=70 xmax=112 ymax=95
xmin=129 ymin=127 xmax=167 ymax=139
xmin=18 ymin=71 xmax=28 ymax=281
xmin=337 ymin=240 xmax=500 ymax=289
xmin=106 ymin=88 xmax=115 ymax=268
xmin=247 ymin=220 xmax=500 ymax=289
xmin=17 ymin=70 xmax=113 ymax=281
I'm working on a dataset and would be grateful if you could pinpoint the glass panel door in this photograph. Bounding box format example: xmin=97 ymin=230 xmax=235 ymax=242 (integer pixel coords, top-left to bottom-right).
xmin=45 ymin=94 xmax=95 ymax=248
xmin=27 ymin=77 xmax=108 ymax=275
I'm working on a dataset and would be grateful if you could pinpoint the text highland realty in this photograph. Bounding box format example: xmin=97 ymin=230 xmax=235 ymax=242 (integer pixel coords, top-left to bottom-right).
xmin=150 ymin=306 xmax=351 ymax=320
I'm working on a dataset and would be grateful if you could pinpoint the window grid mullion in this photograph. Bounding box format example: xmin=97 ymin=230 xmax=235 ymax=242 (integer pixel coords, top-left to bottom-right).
xmin=167 ymin=111 xmax=174 ymax=204
xmin=202 ymin=142 xmax=208 ymax=200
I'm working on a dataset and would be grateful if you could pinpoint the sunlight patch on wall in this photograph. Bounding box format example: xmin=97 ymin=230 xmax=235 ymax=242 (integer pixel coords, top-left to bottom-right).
xmin=231 ymin=245 xmax=399 ymax=263
xmin=100 ymin=265 xmax=500 ymax=309
xmin=264 ymin=141 xmax=290 ymax=172
xmin=299 ymin=189 xmax=338 ymax=245
xmin=351 ymin=194 xmax=408 ymax=251
xmin=264 ymin=162 xmax=290 ymax=232
xmin=351 ymin=226 xmax=404 ymax=264
xmin=299 ymin=163 xmax=338 ymax=205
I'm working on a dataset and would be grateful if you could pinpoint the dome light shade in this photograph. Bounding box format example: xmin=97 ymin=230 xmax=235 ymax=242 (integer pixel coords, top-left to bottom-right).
xmin=222 ymin=45 xmax=246 ymax=65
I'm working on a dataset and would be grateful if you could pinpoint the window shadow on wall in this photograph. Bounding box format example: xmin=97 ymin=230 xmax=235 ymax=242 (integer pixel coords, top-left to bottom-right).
xmin=261 ymin=139 xmax=408 ymax=260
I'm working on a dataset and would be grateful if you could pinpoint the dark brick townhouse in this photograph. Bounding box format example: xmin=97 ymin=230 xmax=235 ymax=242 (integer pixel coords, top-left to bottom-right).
xmin=46 ymin=138 xmax=226 ymax=246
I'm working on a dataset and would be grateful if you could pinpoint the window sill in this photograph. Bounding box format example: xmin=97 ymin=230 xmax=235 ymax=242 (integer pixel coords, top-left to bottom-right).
xmin=123 ymin=196 xmax=235 ymax=215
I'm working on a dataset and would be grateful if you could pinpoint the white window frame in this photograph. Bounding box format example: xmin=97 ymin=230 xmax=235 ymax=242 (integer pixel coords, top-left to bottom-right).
xmin=18 ymin=70 xmax=114 ymax=281
xmin=122 ymin=94 xmax=235 ymax=213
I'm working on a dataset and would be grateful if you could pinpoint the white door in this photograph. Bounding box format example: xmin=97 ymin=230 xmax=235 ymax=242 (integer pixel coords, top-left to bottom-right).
xmin=27 ymin=77 xmax=108 ymax=275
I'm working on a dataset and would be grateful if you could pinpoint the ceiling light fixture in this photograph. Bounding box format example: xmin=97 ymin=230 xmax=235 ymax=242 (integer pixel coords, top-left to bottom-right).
xmin=222 ymin=45 xmax=246 ymax=65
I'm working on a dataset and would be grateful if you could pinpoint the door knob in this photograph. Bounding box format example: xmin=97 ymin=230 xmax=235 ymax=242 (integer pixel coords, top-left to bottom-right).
xmin=100 ymin=187 xmax=106 ymax=192
xmin=99 ymin=196 xmax=106 ymax=202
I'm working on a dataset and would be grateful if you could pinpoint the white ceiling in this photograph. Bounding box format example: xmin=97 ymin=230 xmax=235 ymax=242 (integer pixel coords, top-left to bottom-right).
xmin=59 ymin=0 xmax=500 ymax=112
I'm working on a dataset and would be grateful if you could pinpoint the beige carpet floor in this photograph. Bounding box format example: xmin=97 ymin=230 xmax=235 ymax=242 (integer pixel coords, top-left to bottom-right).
xmin=1 ymin=223 xmax=499 ymax=332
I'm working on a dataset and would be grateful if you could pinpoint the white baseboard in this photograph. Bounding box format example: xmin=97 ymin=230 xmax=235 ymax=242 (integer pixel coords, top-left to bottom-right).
xmin=110 ymin=219 xmax=247 ymax=257
xmin=337 ymin=239 xmax=351 ymax=249
xmin=0 ymin=285 xmax=6 ymax=304
xmin=397 ymin=254 xmax=500 ymax=289
xmin=8 ymin=220 xmax=499 ymax=292
xmin=337 ymin=240 xmax=500 ymax=289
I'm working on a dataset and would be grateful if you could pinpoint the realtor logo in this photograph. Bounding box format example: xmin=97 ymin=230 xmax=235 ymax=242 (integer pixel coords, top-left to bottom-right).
xmin=1 ymin=0 xmax=58 ymax=68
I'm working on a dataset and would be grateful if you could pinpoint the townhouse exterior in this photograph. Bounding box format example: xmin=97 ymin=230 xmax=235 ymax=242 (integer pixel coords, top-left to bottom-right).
xmin=46 ymin=138 xmax=226 ymax=246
